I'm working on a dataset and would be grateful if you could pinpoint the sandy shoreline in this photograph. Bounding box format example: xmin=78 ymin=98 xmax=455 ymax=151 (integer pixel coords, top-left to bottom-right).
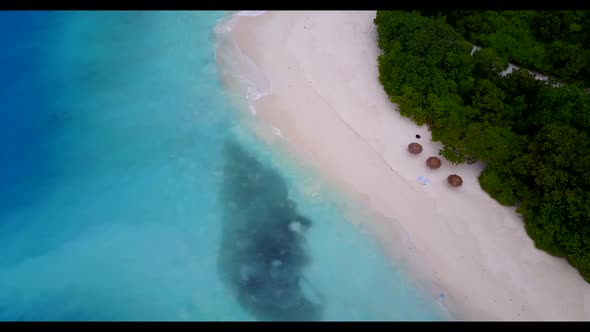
xmin=218 ymin=11 xmax=590 ymax=320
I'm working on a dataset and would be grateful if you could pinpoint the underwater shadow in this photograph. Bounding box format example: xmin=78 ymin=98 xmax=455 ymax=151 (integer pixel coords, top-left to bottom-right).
xmin=217 ymin=139 xmax=323 ymax=321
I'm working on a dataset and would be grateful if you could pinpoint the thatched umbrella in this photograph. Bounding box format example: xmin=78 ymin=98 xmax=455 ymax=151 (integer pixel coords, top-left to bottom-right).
xmin=408 ymin=142 xmax=423 ymax=154
xmin=447 ymin=174 xmax=463 ymax=187
xmin=426 ymin=156 xmax=442 ymax=169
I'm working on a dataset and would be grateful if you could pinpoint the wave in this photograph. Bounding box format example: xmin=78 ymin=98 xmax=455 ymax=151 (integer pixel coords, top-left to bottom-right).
xmin=213 ymin=11 xmax=271 ymax=116
xmin=212 ymin=11 xmax=455 ymax=321
xmin=235 ymin=11 xmax=267 ymax=17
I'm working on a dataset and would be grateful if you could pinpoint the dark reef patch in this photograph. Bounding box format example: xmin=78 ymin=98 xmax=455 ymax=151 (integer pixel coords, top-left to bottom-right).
xmin=217 ymin=140 xmax=323 ymax=321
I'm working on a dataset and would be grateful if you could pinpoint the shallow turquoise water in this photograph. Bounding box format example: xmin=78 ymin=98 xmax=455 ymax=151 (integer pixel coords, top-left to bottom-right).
xmin=0 ymin=11 xmax=448 ymax=321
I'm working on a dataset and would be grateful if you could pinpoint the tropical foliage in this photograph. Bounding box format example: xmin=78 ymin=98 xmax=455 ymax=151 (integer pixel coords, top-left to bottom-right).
xmin=375 ymin=11 xmax=590 ymax=282
xmin=420 ymin=10 xmax=590 ymax=88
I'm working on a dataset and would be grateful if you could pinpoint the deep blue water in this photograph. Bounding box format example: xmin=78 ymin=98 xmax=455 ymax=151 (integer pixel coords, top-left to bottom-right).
xmin=0 ymin=11 xmax=449 ymax=321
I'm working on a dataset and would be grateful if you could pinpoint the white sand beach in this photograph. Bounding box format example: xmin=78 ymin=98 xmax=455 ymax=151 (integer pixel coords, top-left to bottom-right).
xmin=219 ymin=11 xmax=590 ymax=320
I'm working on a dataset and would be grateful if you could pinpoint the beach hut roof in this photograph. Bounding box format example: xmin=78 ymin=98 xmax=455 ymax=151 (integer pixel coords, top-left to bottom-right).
xmin=408 ymin=142 xmax=423 ymax=154
xmin=447 ymin=174 xmax=463 ymax=187
xmin=426 ymin=156 xmax=442 ymax=169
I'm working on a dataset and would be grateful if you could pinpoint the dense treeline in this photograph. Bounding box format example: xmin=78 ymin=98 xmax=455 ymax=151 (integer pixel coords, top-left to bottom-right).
xmin=375 ymin=11 xmax=590 ymax=282
xmin=419 ymin=10 xmax=590 ymax=88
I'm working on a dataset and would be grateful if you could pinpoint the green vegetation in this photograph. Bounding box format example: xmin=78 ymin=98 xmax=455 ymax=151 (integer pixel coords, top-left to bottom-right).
xmin=419 ymin=10 xmax=590 ymax=88
xmin=375 ymin=11 xmax=590 ymax=282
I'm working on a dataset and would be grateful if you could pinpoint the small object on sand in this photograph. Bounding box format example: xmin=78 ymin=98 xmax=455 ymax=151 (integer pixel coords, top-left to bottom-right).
xmin=416 ymin=134 xmax=421 ymax=139
xmin=447 ymin=174 xmax=463 ymax=187
xmin=408 ymin=142 xmax=423 ymax=154
xmin=417 ymin=175 xmax=429 ymax=185
xmin=440 ymin=293 xmax=445 ymax=299
xmin=426 ymin=156 xmax=442 ymax=169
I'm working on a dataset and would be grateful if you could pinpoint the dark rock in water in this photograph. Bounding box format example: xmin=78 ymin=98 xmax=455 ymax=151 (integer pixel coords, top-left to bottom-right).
xmin=217 ymin=140 xmax=323 ymax=321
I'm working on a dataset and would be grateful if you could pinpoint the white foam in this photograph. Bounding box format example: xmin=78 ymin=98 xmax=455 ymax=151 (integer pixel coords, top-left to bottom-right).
xmin=214 ymin=12 xmax=272 ymax=117
xmin=246 ymin=86 xmax=267 ymax=101
xmin=213 ymin=14 xmax=238 ymax=34
xmin=248 ymin=104 xmax=257 ymax=115
xmin=236 ymin=11 xmax=267 ymax=17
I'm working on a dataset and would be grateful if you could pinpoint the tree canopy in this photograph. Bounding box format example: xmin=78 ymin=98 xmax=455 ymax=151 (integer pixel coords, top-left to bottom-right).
xmin=375 ymin=10 xmax=590 ymax=283
xmin=420 ymin=10 xmax=590 ymax=88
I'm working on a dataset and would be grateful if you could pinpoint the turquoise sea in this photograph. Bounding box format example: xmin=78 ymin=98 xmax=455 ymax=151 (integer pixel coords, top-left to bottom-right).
xmin=0 ymin=11 xmax=449 ymax=321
